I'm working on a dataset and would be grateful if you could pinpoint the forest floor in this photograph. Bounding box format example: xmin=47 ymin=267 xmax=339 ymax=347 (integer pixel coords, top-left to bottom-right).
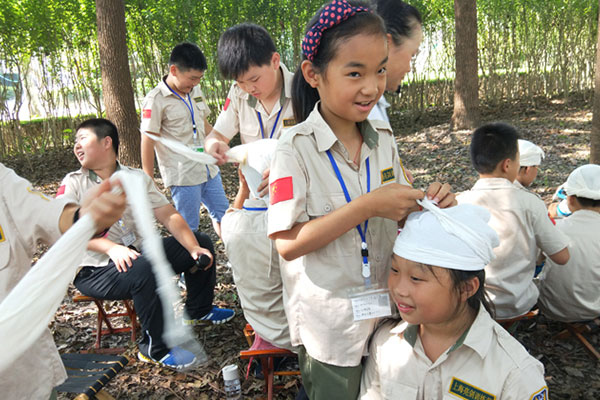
xmin=2 ymin=94 xmax=597 ymax=399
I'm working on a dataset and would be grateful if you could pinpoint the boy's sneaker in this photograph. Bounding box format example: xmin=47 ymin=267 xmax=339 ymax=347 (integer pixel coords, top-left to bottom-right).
xmin=183 ymin=306 xmax=235 ymax=325
xmin=138 ymin=346 xmax=196 ymax=370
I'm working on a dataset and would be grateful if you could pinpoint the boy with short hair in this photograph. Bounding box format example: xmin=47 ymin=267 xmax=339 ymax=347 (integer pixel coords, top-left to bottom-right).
xmin=205 ymin=23 xmax=296 ymax=163
xmin=538 ymin=164 xmax=600 ymax=322
xmin=457 ymin=122 xmax=570 ymax=319
xmin=59 ymin=118 xmax=234 ymax=371
xmin=141 ymin=42 xmax=229 ymax=236
xmin=516 ymin=139 xmax=545 ymax=188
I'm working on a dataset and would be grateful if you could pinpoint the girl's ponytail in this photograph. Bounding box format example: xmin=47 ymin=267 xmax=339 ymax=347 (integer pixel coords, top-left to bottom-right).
xmin=292 ymin=61 xmax=320 ymax=123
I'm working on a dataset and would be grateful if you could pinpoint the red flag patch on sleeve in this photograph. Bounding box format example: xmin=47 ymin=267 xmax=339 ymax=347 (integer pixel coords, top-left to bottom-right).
xmin=56 ymin=185 xmax=66 ymax=197
xmin=223 ymin=98 xmax=231 ymax=111
xmin=270 ymin=176 xmax=293 ymax=205
xmin=142 ymin=109 xmax=152 ymax=119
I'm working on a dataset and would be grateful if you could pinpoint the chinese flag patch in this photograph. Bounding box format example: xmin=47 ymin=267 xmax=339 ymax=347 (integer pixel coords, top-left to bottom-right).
xmin=142 ymin=109 xmax=152 ymax=119
xmin=223 ymin=98 xmax=231 ymax=111
xmin=56 ymin=185 xmax=66 ymax=197
xmin=270 ymin=176 xmax=293 ymax=205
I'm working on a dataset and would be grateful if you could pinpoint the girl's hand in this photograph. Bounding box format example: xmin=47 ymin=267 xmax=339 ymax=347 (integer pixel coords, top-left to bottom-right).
xmin=425 ymin=182 xmax=456 ymax=208
xmin=108 ymin=244 xmax=140 ymax=272
xmin=366 ymin=183 xmax=424 ymax=221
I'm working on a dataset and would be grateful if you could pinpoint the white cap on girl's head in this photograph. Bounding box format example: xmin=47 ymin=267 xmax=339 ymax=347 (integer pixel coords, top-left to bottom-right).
xmin=393 ymin=199 xmax=499 ymax=271
xmin=226 ymin=139 xmax=278 ymax=201
xmin=518 ymin=139 xmax=545 ymax=167
xmin=564 ymin=164 xmax=600 ymax=200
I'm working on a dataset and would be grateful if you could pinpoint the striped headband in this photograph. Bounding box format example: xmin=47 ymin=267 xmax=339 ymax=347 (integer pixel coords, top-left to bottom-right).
xmin=302 ymin=0 xmax=370 ymax=61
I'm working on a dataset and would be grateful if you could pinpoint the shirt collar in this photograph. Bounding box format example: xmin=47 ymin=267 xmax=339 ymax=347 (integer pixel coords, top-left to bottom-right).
xmin=307 ymin=102 xmax=380 ymax=153
xmin=472 ymin=177 xmax=515 ymax=190
xmin=87 ymin=161 xmax=121 ymax=183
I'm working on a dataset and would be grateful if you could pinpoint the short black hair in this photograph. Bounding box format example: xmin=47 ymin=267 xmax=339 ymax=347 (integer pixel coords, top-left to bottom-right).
xmin=470 ymin=122 xmax=519 ymax=174
xmin=217 ymin=23 xmax=277 ymax=80
xmin=573 ymin=196 xmax=600 ymax=208
xmin=169 ymin=42 xmax=207 ymax=72
xmin=76 ymin=118 xmax=119 ymax=156
xmin=370 ymin=0 xmax=422 ymax=46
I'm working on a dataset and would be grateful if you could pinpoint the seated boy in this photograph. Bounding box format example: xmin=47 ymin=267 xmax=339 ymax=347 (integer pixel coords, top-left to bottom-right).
xmin=457 ymin=122 xmax=569 ymax=319
xmin=58 ymin=118 xmax=234 ymax=370
xmin=537 ymin=164 xmax=600 ymax=322
xmin=221 ymin=140 xmax=293 ymax=350
xmin=141 ymin=42 xmax=229 ymax=237
xmin=205 ymin=23 xmax=295 ymax=164
xmin=515 ymin=139 xmax=545 ymax=189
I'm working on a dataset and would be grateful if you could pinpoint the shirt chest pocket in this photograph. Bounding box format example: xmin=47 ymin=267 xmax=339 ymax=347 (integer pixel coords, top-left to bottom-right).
xmin=306 ymin=193 xmax=357 ymax=258
xmin=381 ymin=378 xmax=418 ymax=400
xmin=194 ymin=101 xmax=208 ymax=119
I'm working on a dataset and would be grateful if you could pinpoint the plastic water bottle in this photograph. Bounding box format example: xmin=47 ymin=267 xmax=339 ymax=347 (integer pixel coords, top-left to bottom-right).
xmin=222 ymin=364 xmax=242 ymax=399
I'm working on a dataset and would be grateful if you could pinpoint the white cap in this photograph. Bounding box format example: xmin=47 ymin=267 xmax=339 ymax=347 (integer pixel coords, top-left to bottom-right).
xmin=518 ymin=139 xmax=545 ymax=167
xmin=222 ymin=364 xmax=240 ymax=381
xmin=393 ymin=199 xmax=499 ymax=271
xmin=564 ymin=164 xmax=600 ymax=200
xmin=226 ymin=139 xmax=278 ymax=201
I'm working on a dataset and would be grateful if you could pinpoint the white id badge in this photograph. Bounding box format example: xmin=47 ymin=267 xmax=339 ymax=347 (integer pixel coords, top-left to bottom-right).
xmin=348 ymin=285 xmax=392 ymax=321
xmin=121 ymin=231 xmax=136 ymax=247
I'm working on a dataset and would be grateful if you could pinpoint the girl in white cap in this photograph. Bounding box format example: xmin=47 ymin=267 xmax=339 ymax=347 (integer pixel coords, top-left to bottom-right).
xmin=360 ymin=200 xmax=549 ymax=399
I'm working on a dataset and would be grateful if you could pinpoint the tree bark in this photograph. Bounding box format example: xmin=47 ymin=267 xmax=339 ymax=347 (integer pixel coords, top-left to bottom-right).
xmin=95 ymin=0 xmax=141 ymax=167
xmin=591 ymin=0 xmax=600 ymax=163
xmin=452 ymin=0 xmax=480 ymax=130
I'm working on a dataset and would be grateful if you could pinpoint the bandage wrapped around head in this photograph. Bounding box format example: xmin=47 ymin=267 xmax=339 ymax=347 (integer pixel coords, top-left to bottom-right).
xmin=564 ymin=164 xmax=600 ymax=200
xmin=518 ymin=139 xmax=545 ymax=167
xmin=226 ymin=139 xmax=278 ymax=201
xmin=393 ymin=199 xmax=500 ymax=271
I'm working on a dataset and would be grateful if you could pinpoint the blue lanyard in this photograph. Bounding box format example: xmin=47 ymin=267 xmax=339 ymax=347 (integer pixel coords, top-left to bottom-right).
xmin=242 ymin=206 xmax=268 ymax=211
xmin=164 ymin=80 xmax=197 ymax=140
xmin=256 ymin=108 xmax=282 ymax=139
xmin=326 ymin=150 xmax=372 ymax=287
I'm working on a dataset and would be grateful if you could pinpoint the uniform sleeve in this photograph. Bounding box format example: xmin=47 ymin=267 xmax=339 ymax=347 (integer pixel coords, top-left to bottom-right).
xmin=500 ymin=359 xmax=549 ymax=400
xmin=530 ymin=196 xmax=569 ymax=256
xmin=359 ymin=331 xmax=384 ymax=400
xmin=142 ymin=171 xmax=170 ymax=209
xmin=267 ymin=142 xmax=309 ymax=236
xmin=56 ymin=173 xmax=82 ymax=203
xmin=140 ymin=93 xmax=163 ymax=134
xmin=2 ymin=166 xmax=72 ymax=248
xmin=392 ymin=138 xmax=411 ymax=186
xmin=213 ymin=84 xmax=241 ymax=141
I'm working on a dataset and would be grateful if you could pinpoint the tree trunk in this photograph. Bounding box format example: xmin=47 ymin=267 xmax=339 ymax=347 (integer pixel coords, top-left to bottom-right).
xmin=451 ymin=0 xmax=480 ymax=130
xmin=591 ymin=0 xmax=600 ymax=164
xmin=96 ymin=0 xmax=141 ymax=167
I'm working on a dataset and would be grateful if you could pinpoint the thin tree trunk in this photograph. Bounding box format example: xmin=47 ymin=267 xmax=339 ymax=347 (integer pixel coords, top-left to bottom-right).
xmin=96 ymin=0 xmax=141 ymax=167
xmin=591 ymin=0 xmax=600 ymax=163
xmin=452 ymin=0 xmax=480 ymax=130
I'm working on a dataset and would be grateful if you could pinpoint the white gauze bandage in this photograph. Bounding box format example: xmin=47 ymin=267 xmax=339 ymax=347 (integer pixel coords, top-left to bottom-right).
xmin=518 ymin=139 xmax=545 ymax=167
xmin=393 ymin=198 xmax=499 ymax=271
xmin=564 ymin=164 xmax=600 ymax=200
xmin=143 ymin=132 xmax=218 ymax=165
xmin=227 ymin=139 xmax=278 ymax=201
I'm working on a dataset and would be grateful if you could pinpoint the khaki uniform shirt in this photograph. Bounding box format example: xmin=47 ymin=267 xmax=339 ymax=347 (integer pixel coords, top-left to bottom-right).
xmin=213 ymin=63 xmax=295 ymax=144
xmin=267 ymin=103 xmax=410 ymax=366
xmin=538 ymin=210 xmax=600 ymax=321
xmin=457 ymin=178 xmax=568 ymax=319
xmin=141 ymin=79 xmax=218 ymax=187
xmin=58 ymin=164 xmax=170 ymax=267
xmin=360 ymin=306 xmax=548 ymax=400
xmin=221 ymin=198 xmax=293 ymax=350
xmin=0 ymin=163 xmax=70 ymax=398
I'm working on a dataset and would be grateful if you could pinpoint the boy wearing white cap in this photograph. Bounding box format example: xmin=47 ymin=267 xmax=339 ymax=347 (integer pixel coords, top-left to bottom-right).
xmin=360 ymin=201 xmax=549 ymax=399
xmin=538 ymin=164 xmax=600 ymax=322
xmin=457 ymin=122 xmax=569 ymax=319
xmin=221 ymin=139 xmax=293 ymax=350
xmin=516 ymin=138 xmax=545 ymax=189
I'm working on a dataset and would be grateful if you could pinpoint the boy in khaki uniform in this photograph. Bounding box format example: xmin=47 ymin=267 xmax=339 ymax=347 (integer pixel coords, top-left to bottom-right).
xmin=205 ymin=23 xmax=295 ymax=164
xmin=141 ymin=42 xmax=228 ymax=236
xmin=457 ymin=122 xmax=570 ymax=319
xmin=0 ymin=163 xmax=124 ymax=399
xmin=538 ymin=164 xmax=600 ymax=322
xmin=59 ymin=118 xmax=234 ymax=371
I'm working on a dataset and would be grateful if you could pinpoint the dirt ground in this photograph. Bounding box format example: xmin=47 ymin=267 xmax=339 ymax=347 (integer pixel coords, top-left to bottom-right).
xmin=2 ymin=95 xmax=597 ymax=399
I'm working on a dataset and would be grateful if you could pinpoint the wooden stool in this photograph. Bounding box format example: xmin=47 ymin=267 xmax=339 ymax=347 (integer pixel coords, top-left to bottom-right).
xmin=73 ymin=294 xmax=138 ymax=353
xmin=55 ymin=353 xmax=129 ymax=400
xmin=239 ymin=324 xmax=300 ymax=400
xmin=497 ymin=309 xmax=539 ymax=333
xmin=554 ymin=320 xmax=600 ymax=360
